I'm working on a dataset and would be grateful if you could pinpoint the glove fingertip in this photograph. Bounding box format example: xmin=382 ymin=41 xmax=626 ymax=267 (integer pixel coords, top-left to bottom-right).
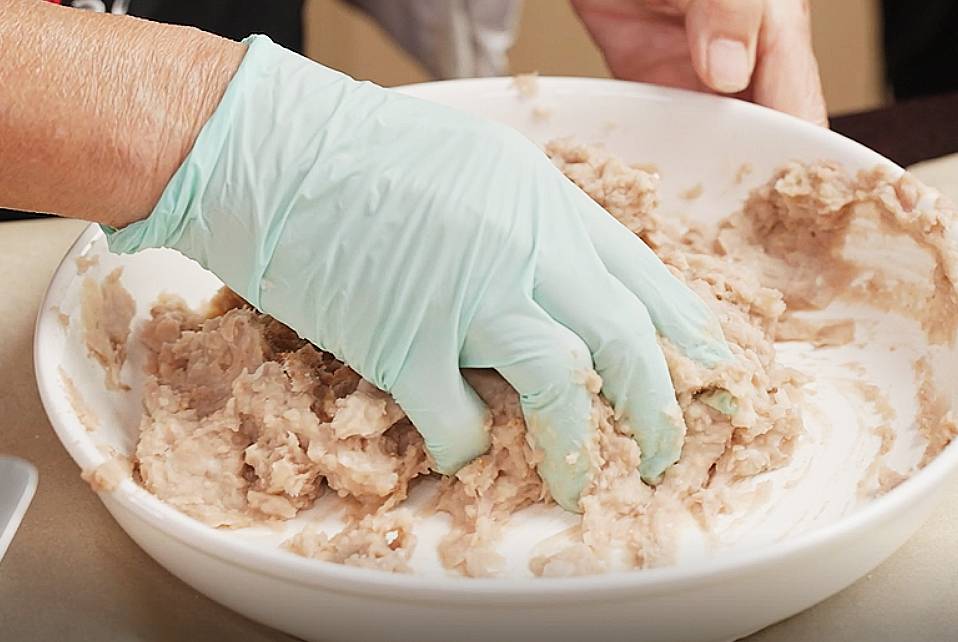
xmin=634 ymin=403 xmax=686 ymax=485
xmin=521 ymin=392 xmax=593 ymax=514
xmin=393 ymin=370 xmax=492 ymax=475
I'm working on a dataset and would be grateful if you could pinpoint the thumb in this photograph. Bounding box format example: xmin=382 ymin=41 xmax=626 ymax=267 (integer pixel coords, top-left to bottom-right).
xmin=389 ymin=350 xmax=492 ymax=475
xmin=684 ymin=0 xmax=764 ymax=94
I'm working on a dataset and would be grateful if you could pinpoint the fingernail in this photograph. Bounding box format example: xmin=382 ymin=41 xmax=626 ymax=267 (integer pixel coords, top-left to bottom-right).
xmin=708 ymin=38 xmax=750 ymax=93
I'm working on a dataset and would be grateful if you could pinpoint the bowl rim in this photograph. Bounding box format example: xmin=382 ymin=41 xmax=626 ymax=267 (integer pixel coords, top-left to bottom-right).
xmin=34 ymin=76 xmax=958 ymax=604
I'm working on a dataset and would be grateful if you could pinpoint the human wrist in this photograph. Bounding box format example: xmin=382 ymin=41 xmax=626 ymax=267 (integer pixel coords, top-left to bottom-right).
xmin=113 ymin=24 xmax=246 ymax=228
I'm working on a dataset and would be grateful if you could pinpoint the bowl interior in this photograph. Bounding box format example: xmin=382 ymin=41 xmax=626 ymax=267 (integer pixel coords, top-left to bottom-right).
xmin=35 ymin=78 xmax=958 ymax=585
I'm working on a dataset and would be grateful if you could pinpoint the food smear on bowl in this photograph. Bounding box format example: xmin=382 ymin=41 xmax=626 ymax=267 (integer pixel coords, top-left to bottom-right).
xmin=81 ymin=267 xmax=135 ymax=391
xmin=75 ymin=142 xmax=958 ymax=578
xmin=512 ymin=71 xmax=539 ymax=99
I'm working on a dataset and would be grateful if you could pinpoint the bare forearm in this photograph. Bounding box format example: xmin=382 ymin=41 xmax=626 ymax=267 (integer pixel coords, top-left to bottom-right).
xmin=0 ymin=0 xmax=244 ymax=226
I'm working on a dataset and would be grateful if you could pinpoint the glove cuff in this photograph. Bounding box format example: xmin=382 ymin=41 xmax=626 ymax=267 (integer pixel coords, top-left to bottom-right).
xmin=103 ymin=34 xmax=276 ymax=257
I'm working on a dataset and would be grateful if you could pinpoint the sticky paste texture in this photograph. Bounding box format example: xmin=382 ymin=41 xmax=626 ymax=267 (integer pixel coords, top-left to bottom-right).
xmin=82 ymin=146 xmax=958 ymax=576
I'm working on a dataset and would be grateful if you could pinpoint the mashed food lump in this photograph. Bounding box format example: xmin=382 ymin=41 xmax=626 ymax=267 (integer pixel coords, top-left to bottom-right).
xmin=90 ymin=143 xmax=957 ymax=577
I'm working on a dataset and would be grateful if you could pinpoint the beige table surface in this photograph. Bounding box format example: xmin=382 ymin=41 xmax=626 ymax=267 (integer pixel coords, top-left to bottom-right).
xmin=2 ymin=157 xmax=957 ymax=641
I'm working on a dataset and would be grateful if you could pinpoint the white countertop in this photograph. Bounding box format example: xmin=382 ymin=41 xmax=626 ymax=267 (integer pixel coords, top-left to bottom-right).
xmin=1 ymin=155 xmax=957 ymax=640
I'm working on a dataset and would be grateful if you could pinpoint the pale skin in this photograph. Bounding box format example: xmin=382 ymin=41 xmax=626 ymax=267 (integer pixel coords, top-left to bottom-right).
xmin=0 ymin=0 xmax=826 ymax=226
xmin=572 ymin=0 xmax=828 ymax=125
xmin=0 ymin=0 xmax=245 ymax=226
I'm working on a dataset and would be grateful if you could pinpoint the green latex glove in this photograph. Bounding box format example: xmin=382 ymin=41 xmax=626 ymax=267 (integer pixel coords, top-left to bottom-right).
xmin=104 ymin=36 xmax=732 ymax=512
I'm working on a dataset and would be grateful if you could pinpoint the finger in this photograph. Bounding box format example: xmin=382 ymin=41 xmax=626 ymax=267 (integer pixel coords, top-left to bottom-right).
xmin=684 ymin=0 xmax=764 ymax=94
xmin=570 ymin=186 xmax=733 ymax=367
xmin=752 ymin=0 xmax=828 ymax=125
xmin=460 ymin=299 xmax=595 ymax=512
xmin=390 ymin=347 xmax=491 ymax=475
xmin=534 ymin=253 xmax=688 ymax=483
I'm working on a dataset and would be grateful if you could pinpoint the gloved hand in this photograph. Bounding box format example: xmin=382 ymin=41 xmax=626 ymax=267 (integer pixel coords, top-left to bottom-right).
xmin=104 ymin=36 xmax=732 ymax=512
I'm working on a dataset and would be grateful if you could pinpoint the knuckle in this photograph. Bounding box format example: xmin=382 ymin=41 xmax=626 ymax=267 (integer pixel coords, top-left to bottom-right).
xmin=596 ymin=314 xmax=658 ymax=367
xmin=538 ymin=335 xmax=592 ymax=381
xmin=523 ymin=330 xmax=593 ymax=404
xmin=699 ymin=0 xmax=764 ymax=23
xmin=555 ymin=330 xmax=594 ymax=372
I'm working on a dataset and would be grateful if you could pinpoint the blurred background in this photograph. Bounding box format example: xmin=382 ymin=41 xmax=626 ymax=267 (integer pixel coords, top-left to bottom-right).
xmin=305 ymin=0 xmax=886 ymax=116
xmin=5 ymin=0 xmax=958 ymax=221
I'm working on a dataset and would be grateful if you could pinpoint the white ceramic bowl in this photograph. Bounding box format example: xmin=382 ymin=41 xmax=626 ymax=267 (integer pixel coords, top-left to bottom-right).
xmin=35 ymin=78 xmax=958 ymax=642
